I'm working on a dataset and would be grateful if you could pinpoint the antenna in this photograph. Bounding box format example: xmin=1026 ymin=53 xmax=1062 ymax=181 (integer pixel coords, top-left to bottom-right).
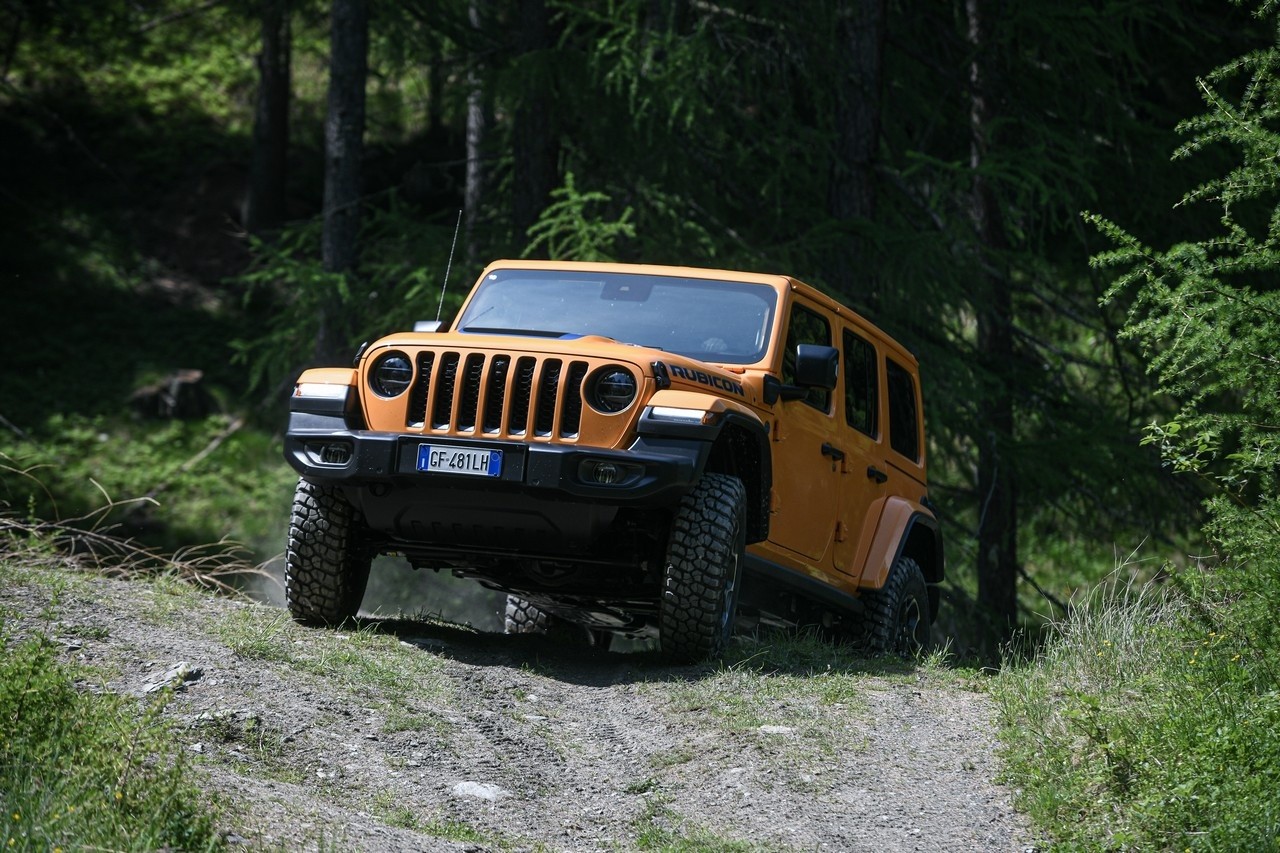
xmin=437 ymin=209 xmax=463 ymax=322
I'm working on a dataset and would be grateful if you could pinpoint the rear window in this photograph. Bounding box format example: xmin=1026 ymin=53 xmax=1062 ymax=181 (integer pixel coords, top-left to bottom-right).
xmin=887 ymin=358 xmax=919 ymax=462
xmin=843 ymin=329 xmax=878 ymax=437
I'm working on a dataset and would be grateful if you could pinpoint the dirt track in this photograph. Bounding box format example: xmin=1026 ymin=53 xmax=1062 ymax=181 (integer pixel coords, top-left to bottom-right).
xmin=3 ymin=569 xmax=1033 ymax=851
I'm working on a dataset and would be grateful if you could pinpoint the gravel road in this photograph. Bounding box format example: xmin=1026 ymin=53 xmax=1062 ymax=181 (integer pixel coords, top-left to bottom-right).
xmin=3 ymin=570 xmax=1034 ymax=851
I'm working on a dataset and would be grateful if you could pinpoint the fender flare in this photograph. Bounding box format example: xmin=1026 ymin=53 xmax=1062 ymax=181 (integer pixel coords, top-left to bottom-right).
xmin=636 ymin=389 xmax=772 ymax=541
xmin=858 ymin=496 xmax=945 ymax=590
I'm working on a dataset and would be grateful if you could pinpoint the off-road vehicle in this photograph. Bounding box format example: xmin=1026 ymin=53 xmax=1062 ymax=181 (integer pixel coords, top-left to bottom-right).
xmin=283 ymin=260 xmax=944 ymax=661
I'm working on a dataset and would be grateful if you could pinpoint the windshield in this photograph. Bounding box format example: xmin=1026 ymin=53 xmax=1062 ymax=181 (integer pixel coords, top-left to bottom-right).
xmin=455 ymin=269 xmax=777 ymax=365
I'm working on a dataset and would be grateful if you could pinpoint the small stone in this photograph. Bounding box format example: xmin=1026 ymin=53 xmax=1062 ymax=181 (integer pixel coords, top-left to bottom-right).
xmin=451 ymin=781 xmax=512 ymax=801
xmin=758 ymin=725 xmax=794 ymax=735
xmin=144 ymin=662 xmax=203 ymax=694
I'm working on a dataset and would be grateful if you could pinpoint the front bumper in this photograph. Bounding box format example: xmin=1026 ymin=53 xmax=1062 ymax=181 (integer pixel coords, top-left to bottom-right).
xmin=284 ymin=410 xmax=708 ymax=504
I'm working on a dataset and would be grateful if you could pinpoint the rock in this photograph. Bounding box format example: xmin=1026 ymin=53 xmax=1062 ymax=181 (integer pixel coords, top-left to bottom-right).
xmin=451 ymin=781 xmax=512 ymax=802
xmin=128 ymin=370 xmax=215 ymax=420
xmin=144 ymin=661 xmax=203 ymax=694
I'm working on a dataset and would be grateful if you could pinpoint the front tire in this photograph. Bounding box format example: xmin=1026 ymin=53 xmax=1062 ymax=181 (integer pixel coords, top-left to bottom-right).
xmin=659 ymin=473 xmax=746 ymax=663
xmin=285 ymin=479 xmax=374 ymax=625
xmin=861 ymin=556 xmax=930 ymax=656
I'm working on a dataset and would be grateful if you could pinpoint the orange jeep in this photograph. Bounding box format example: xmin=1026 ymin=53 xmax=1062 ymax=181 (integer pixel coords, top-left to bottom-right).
xmin=283 ymin=260 xmax=944 ymax=661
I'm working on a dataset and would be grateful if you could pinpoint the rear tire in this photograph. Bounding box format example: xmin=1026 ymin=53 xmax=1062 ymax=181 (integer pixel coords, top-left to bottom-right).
xmin=862 ymin=556 xmax=930 ymax=657
xmin=659 ymin=473 xmax=746 ymax=663
xmin=504 ymin=596 xmax=550 ymax=634
xmin=285 ymin=479 xmax=374 ymax=625
xmin=504 ymin=596 xmax=611 ymax=649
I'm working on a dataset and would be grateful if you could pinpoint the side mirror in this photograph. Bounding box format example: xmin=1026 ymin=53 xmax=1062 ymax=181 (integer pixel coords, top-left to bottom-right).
xmin=794 ymin=344 xmax=838 ymax=390
xmin=413 ymin=320 xmax=443 ymax=333
xmin=763 ymin=344 xmax=840 ymax=404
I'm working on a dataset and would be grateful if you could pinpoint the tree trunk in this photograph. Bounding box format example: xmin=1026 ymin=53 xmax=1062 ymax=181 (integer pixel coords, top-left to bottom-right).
xmin=245 ymin=0 xmax=290 ymax=235
xmin=967 ymin=0 xmax=1019 ymax=639
xmin=318 ymin=0 xmax=368 ymax=362
xmin=511 ymin=0 xmax=558 ymax=251
xmin=464 ymin=0 xmax=491 ymax=269
xmin=824 ymin=0 xmax=886 ymax=308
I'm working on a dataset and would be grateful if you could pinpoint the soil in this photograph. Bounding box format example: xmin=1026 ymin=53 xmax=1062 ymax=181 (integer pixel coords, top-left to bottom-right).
xmin=2 ymin=570 xmax=1035 ymax=852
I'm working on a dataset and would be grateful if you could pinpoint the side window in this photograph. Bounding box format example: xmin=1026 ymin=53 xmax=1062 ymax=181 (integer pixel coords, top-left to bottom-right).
xmin=782 ymin=303 xmax=832 ymax=412
xmin=886 ymin=358 xmax=920 ymax=462
xmin=843 ymin=329 xmax=878 ymax=437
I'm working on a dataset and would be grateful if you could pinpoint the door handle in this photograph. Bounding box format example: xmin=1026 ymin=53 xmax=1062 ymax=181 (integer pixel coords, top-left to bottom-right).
xmin=867 ymin=465 xmax=888 ymax=484
xmin=821 ymin=442 xmax=845 ymax=461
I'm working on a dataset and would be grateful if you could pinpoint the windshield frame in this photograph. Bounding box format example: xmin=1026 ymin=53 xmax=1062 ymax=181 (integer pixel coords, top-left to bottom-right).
xmin=454 ymin=268 xmax=779 ymax=366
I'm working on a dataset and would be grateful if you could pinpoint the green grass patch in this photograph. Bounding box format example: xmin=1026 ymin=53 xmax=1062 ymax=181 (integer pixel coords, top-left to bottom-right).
xmin=632 ymin=796 xmax=768 ymax=852
xmin=657 ymin=632 xmax=881 ymax=747
xmin=2 ymin=415 xmax=296 ymax=560
xmin=215 ymin=610 xmax=455 ymax=736
xmin=0 ymin=631 xmax=222 ymax=851
xmin=993 ymin=573 xmax=1280 ymax=850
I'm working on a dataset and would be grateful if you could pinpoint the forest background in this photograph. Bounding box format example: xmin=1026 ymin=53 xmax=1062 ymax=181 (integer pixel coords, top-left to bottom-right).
xmin=0 ymin=0 xmax=1261 ymax=644
xmin=4 ymin=0 xmax=1280 ymax=847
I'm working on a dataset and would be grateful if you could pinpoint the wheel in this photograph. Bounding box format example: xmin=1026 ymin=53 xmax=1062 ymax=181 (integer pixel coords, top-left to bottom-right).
xmin=659 ymin=473 xmax=746 ymax=663
xmin=504 ymin=596 xmax=611 ymax=649
xmin=504 ymin=595 xmax=551 ymax=634
xmin=861 ymin=556 xmax=931 ymax=656
xmin=285 ymin=478 xmax=374 ymax=625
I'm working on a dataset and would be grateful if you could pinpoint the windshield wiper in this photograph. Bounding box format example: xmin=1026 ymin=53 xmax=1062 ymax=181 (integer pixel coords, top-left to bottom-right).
xmin=462 ymin=326 xmax=568 ymax=338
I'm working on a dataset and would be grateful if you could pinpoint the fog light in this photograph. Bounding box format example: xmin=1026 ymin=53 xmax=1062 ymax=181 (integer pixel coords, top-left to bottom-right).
xmin=591 ymin=462 xmax=619 ymax=485
xmin=320 ymin=443 xmax=352 ymax=465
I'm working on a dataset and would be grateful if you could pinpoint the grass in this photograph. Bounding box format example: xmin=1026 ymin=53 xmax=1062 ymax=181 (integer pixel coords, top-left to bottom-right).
xmin=214 ymin=607 xmax=455 ymax=737
xmin=0 ymin=627 xmax=222 ymax=852
xmin=632 ymin=796 xmax=770 ymax=852
xmin=992 ymin=570 xmax=1280 ymax=851
xmin=653 ymin=630 xmax=958 ymax=764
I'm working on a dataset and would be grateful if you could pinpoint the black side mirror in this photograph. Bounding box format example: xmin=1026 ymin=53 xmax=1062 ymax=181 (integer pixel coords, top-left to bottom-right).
xmin=764 ymin=344 xmax=840 ymax=404
xmin=794 ymin=344 xmax=838 ymax=389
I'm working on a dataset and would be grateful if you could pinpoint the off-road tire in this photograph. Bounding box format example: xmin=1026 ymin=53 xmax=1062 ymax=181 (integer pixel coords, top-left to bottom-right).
xmin=861 ymin=556 xmax=931 ymax=657
xmin=659 ymin=473 xmax=746 ymax=663
xmin=285 ymin=478 xmax=374 ymax=625
xmin=504 ymin=596 xmax=611 ymax=649
xmin=504 ymin=596 xmax=551 ymax=634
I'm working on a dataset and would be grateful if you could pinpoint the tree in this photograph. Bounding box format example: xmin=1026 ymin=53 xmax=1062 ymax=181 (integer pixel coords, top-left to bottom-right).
xmin=245 ymin=0 xmax=291 ymax=235
xmin=824 ymin=0 xmax=887 ymax=306
xmin=510 ymin=0 xmax=559 ymax=247
xmin=1091 ymin=0 xmax=1280 ymax=616
xmin=464 ymin=0 xmax=492 ymax=268
xmin=319 ymin=0 xmax=368 ymax=361
xmin=965 ymin=0 xmax=1018 ymax=634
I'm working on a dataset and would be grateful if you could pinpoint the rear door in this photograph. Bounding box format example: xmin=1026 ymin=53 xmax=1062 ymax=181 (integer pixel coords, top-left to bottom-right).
xmin=833 ymin=326 xmax=887 ymax=574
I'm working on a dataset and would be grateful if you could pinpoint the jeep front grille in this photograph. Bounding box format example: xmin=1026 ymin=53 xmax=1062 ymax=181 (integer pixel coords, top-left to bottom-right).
xmin=405 ymin=350 xmax=590 ymax=439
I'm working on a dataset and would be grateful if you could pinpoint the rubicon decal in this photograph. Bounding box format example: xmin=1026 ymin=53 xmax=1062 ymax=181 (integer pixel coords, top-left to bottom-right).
xmin=666 ymin=363 xmax=746 ymax=397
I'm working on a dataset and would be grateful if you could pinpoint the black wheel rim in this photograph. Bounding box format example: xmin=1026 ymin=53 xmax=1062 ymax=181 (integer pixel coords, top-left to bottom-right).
xmin=894 ymin=595 xmax=924 ymax=655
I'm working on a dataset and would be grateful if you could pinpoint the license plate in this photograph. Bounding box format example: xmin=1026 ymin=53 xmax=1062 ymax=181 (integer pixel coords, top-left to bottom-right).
xmin=416 ymin=445 xmax=503 ymax=477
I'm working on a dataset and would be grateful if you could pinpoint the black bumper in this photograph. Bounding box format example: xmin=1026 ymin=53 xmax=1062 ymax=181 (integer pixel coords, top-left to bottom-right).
xmin=284 ymin=411 xmax=709 ymax=504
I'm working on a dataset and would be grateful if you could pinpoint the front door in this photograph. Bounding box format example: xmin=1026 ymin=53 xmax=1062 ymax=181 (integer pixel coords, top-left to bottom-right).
xmin=766 ymin=301 xmax=839 ymax=563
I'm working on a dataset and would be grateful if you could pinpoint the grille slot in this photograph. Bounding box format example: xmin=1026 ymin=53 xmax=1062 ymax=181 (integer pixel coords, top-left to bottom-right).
xmin=483 ymin=355 xmax=511 ymax=434
xmin=456 ymin=353 xmax=485 ymax=432
xmin=406 ymin=351 xmax=435 ymax=427
xmin=535 ymin=360 xmax=563 ymax=436
xmin=510 ymin=357 xmax=537 ymax=436
xmin=432 ymin=353 xmax=461 ymax=429
xmin=560 ymin=361 xmax=589 ymax=437
xmin=404 ymin=349 xmax=600 ymax=441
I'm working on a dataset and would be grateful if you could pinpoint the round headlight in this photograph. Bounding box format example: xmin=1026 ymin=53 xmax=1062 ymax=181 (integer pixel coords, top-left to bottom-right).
xmin=589 ymin=367 xmax=637 ymax=413
xmin=370 ymin=352 xmax=413 ymax=398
